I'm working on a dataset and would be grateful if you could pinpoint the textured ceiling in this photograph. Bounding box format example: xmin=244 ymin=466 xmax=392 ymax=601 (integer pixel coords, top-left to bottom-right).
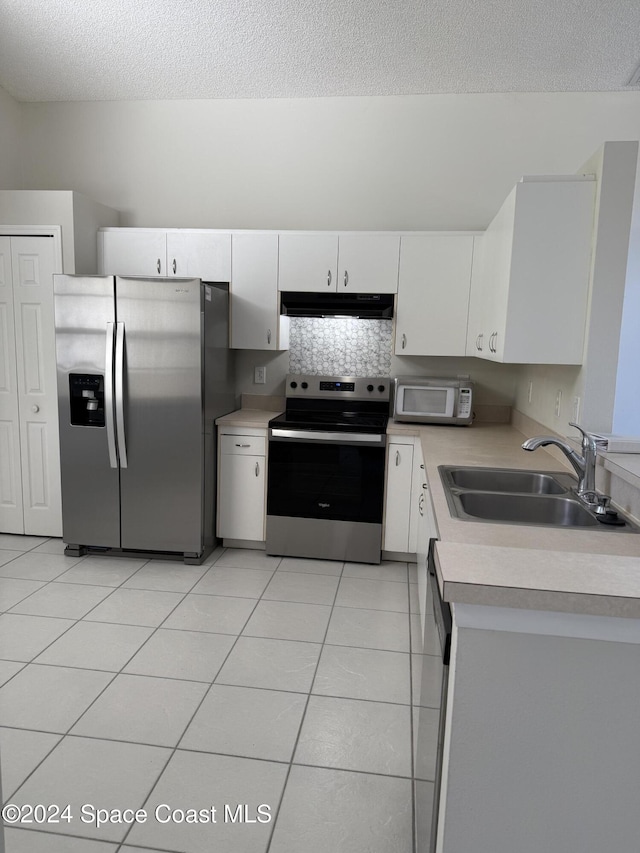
xmin=1 ymin=0 xmax=639 ymax=102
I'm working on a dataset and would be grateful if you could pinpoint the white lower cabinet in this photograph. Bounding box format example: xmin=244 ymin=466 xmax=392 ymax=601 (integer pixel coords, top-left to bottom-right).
xmin=383 ymin=438 xmax=415 ymax=554
xmin=217 ymin=428 xmax=267 ymax=543
xmin=384 ymin=435 xmax=437 ymax=559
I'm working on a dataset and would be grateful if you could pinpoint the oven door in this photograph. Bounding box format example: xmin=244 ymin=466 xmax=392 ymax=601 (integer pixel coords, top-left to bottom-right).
xmin=266 ymin=429 xmax=387 ymax=562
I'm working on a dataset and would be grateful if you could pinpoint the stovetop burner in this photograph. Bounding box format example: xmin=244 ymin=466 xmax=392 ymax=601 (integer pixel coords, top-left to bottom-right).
xmin=270 ymin=374 xmax=391 ymax=435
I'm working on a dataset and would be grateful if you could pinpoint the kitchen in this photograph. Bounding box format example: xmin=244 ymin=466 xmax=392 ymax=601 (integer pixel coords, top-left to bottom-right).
xmin=2 ymin=2 xmax=640 ymax=852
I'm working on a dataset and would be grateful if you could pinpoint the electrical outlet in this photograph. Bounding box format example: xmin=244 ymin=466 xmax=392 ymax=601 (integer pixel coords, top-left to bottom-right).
xmin=555 ymin=389 xmax=562 ymax=418
xmin=572 ymin=396 xmax=581 ymax=423
xmin=528 ymin=380 xmax=534 ymax=404
xmin=254 ymin=366 xmax=266 ymax=385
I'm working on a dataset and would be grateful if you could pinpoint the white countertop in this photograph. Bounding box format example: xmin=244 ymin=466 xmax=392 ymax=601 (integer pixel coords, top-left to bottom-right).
xmin=216 ymin=408 xmax=279 ymax=429
xmin=391 ymin=419 xmax=640 ymax=618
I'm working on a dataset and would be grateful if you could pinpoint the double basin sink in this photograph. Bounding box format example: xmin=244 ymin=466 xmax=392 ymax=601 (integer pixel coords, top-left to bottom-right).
xmin=439 ymin=466 xmax=637 ymax=532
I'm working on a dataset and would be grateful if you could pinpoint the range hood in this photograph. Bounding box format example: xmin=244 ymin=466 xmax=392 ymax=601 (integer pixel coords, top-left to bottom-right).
xmin=280 ymin=291 xmax=394 ymax=319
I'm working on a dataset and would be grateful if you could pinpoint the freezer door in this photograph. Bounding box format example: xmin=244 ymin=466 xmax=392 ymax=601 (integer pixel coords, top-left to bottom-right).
xmin=116 ymin=276 xmax=203 ymax=553
xmin=53 ymin=275 xmax=120 ymax=547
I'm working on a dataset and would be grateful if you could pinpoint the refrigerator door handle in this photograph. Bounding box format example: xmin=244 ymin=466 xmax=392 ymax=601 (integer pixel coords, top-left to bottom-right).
xmin=105 ymin=322 xmax=118 ymax=469
xmin=115 ymin=321 xmax=128 ymax=469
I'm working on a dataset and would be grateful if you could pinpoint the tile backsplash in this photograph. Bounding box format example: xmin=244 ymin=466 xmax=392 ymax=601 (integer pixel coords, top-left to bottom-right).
xmin=289 ymin=318 xmax=393 ymax=376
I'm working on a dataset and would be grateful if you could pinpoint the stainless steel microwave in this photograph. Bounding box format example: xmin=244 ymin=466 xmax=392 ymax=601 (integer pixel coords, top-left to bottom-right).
xmin=392 ymin=377 xmax=474 ymax=426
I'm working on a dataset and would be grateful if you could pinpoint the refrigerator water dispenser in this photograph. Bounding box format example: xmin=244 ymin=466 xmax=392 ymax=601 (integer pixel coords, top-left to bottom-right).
xmin=69 ymin=374 xmax=105 ymax=427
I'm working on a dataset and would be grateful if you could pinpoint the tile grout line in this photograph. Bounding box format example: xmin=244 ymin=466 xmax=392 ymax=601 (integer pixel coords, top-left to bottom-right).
xmin=117 ymin=548 xmax=282 ymax=850
xmin=2 ymin=549 xmax=230 ymax=813
xmin=262 ymin=557 xmax=347 ymax=853
xmin=2 ymin=548 xmax=420 ymax=849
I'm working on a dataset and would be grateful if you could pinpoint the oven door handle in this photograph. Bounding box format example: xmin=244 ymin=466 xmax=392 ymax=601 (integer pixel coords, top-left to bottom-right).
xmin=269 ymin=428 xmax=386 ymax=447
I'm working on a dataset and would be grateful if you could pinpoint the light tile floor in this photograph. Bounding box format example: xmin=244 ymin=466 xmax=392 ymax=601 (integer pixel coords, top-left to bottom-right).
xmin=0 ymin=536 xmax=439 ymax=852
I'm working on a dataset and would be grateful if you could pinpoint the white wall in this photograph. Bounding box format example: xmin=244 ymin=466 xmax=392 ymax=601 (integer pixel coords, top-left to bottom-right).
xmin=0 ymin=86 xmax=22 ymax=188
xmin=11 ymin=91 xmax=640 ymax=403
xmin=614 ymin=200 xmax=640 ymax=434
xmin=17 ymin=92 xmax=640 ymax=230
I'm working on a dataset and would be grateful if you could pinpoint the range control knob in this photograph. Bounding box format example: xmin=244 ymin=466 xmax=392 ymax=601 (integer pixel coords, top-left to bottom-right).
xmin=378 ymin=385 xmax=386 ymax=393
xmin=367 ymin=384 xmax=374 ymax=392
xmin=301 ymin=382 xmax=308 ymax=389
xmin=290 ymin=381 xmax=297 ymax=389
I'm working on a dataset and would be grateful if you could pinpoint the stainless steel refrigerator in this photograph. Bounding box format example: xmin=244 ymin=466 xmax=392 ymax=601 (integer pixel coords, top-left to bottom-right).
xmin=53 ymin=275 xmax=235 ymax=564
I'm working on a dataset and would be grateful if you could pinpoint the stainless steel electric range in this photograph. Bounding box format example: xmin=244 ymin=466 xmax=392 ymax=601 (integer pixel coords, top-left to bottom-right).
xmin=266 ymin=374 xmax=390 ymax=564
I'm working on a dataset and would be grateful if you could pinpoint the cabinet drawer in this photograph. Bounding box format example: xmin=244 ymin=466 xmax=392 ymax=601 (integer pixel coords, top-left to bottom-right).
xmin=220 ymin=434 xmax=267 ymax=456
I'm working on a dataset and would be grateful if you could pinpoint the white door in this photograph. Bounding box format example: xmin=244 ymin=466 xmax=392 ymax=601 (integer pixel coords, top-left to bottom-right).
xmin=100 ymin=230 xmax=167 ymax=276
xmin=11 ymin=236 xmax=62 ymax=536
xmin=218 ymin=454 xmax=265 ymax=541
xmin=230 ymin=233 xmax=280 ymax=350
xmin=396 ymin=234 xmax=474 ymax=356
xmin=0 ymin=237 xmax=24 ymax=533
xmin=338 ymin=234 xmax=400 ymax=293
xmin=166 ymin=231 xmax=232 ymax=281
xmin=278 ymin=233 xmax=339 ymax=292
xmin=383 ymin=441 xmax=414 ymax=553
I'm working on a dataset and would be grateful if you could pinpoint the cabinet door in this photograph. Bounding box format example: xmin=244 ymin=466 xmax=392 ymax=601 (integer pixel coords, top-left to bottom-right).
xmin=100 ymin=230 xmax=167 ymax=276
xmin=396 ymin=235 xmax=474 ymax=356
xmin=466 ymin=235 xmax=488 ymax=356
xmin=166 ymin=231 xmax=232 ymax=281
xmin=278 ymin=233 xmax=339 ymax=292
xmin=502 ymin=180 xmax=595 ymax=364
xmin=0 ymin=237 xmax=24 ymax=533
xmin=218 ymin=453 xmax=265 ymax=541
xmin=383 ymin=441 xmax=414 ymax=553
xmin=11 ymin=236 xmax=62 ymax=536
xmin=231 ymin=234 xmax=281 ymax=350
xmin=338 ymin=234 xmax=400 ymax=293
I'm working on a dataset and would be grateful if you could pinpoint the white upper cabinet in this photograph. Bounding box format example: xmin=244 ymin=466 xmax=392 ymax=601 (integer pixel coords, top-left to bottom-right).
xmin=230 ymin=233 xmax=289 ymax=351
xmin=395 ymin=234 xmax=475 ymax=356
xmin=99 ymin=229 xmax=231 ymax=281
xmin=278 ymin=233 xmax=338 ymax=292
xmin=100 ymin=229 xmax=168 ymax=276
xmin=337 ymin=233 xmax=400 ymax=293
xmin=466 ymin=178 xmax=596 ymax=364
xmin=278 ymin=232 xmax=400 ymax=293
xmin=165 ymin=231 xmax=231 ymax=280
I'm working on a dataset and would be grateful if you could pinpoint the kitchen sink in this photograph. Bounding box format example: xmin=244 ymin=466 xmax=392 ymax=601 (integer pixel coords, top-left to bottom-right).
xmin=457 ymin=492 xmax=597 ymax=526
xmin=438 ymin=465 xmax=637 ymax=532
xmin=442 ymin=466 xmax=574 ymax=495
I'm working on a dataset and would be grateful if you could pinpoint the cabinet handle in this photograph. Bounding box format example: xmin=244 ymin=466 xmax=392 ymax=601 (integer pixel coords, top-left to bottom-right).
xmin=156 ymin=258 xmax=161 ymax=274
xmin=267 ymin=329 xmax=272 ymax=345
xmin=343 ymin=270 xmax=349 ymax=288
xmin=420 ymin=464 xmax=425 ymax=469
xmin=235 ymin=443 xmax=251 ymax=448
xmin=476 ymin=333 xmax=483 ymax=351
xmin=327 ymin=270 xmax=332 ymax=287
xmin=423 ymin=483 xmax=428 ymax=490
xmin=401 ymin=333 xmax=407 ymax=350
xmin=489 ymin=332 xmax=497 ymax=353
xmin=31 ymin=404 xmax=40 ymax=413
xmin=255 ymin=462 xmax=260 ymax=477
xmin=172 ymin=258 xmax=177 ymax=274
xmin=395 ymin=450 xmax=400 ymax=466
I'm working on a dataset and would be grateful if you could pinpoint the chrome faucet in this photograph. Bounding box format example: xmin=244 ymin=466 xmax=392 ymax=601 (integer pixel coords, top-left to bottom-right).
xmin=522 ymin=422 xmax=603 ymax=501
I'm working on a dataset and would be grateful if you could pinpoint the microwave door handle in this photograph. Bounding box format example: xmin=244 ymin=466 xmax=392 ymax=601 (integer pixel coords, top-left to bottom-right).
xmin=105 ymin=322 xmax=118 ymax=468
xmin=115 ymin=321 xmax=128 ymax=469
